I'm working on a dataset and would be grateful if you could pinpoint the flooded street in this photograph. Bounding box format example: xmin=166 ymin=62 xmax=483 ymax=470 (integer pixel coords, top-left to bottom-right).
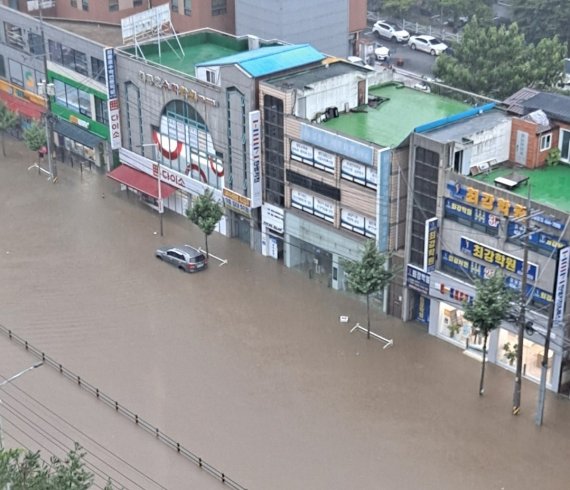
xmin=2 ymin=140 xmax=570 ymax=490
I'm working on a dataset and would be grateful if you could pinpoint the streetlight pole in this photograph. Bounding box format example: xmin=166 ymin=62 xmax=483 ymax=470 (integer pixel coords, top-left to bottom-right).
xmin=39 ymin=2 xmax=56 ymax=182
xmin=0 ymin=362 xmax=44 ymax=450
xmin=512 ymin=186 xmax=532 ymax=415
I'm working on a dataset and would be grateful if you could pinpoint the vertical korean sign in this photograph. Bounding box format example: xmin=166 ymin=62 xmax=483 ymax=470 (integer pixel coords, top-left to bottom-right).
xmin=554 ymin=246 xmax=570 ymax=325
xmin=424 ymin=217 xmax=438 ymax=272
xmin=249 ymin=110 xmax=262 ymax=208
xmin=104 ymin=47 xmax=121 ymax=149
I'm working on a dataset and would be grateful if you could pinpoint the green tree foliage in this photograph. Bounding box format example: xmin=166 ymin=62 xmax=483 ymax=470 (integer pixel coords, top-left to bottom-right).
xmin=463 ymin=272 xmax=513 ymax=396
xmin=23 ymin=121 xmax=47 ymax=153
xmin=343 ymin=240 xmax=393 ymax=339
xmin=512 ymin=0 xmax=570 ymax=48
xmin=381 ymin=0 xmax=416 ymax=18
xmin=431 ymin=0 xmax=493 ymax=27
xmin=434 ymin=19 xmax=567 ymax=99
xmin=0 ymin=443 xmax=115 ymax=489
xmin=186 ymin=189 xmax=224 ymax=258
xmin=0 ymin=102 xmax=19 ymax=157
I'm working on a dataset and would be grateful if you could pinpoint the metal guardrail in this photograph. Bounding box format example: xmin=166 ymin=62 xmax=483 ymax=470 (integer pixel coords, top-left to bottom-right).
xmin=0 ymin=323 xmax=247 ymax=490
xmin=367 ymin=12 xmax=462 ymax=43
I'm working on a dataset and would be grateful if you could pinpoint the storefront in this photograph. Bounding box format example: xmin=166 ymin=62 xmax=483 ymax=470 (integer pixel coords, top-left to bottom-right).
xmin=0 ymin=80 xmax=45 ymax=132
xmin=426 ymin=270 xmax=562 ymax=391
xmin=285 ymin=210 xmax=366 ymax=290
xmin=52 ymin=119 xmax=107 ymax=168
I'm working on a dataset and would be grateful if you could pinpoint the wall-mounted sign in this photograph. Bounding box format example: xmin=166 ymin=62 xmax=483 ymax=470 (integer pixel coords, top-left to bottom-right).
xmin=69 ymin=115 xmax=89 ymax=129
xmin=301 ymin=123 xmax=373 ymax=165
xmin=223 ymin=187 xmax=251 ymax=217
xmin=407 ymin=265 xmax=430 ymax=295
xmin=444 ymin=197 xmax=500 ymax=230
xmin=118 ymin=147 xmax=222 ymax=202
xmin=262 ymin=203 xmax=284 ymax=234
xmin=249 ymin=110 xmax=262 ymax=208
xmin=104 ymin=48 xmax=121 ymax=149
xmin=341 ymin=159 xmax=377 ymax=189
xmin=460 ymin=236 xmax=538 ymax=281
xmin=138 ymin=71 xmax=217 ymax=107
xmin=314 ymin=148 xmax=335 ymax=172
xmin=291 ymin=188 xmax=335 ymax=223
xmin=424 ymin=217 xmax=438 ymax=272
xmin=507 ymin=222 xmax=568 ymax=253
xmin=554 ymin=246 xmax=570 ymax=324
xmin=441 ymin=250 xmax=552 ymax=304
xmin=415 ymin=295 xmax=431 ymax=324
xmin=448 ymin=182 xmax=527 ymax=218
xmin=341 ymin=208 xmax=376 ymax=238
xmin=291 ymin=140 xmax=314 ymax=163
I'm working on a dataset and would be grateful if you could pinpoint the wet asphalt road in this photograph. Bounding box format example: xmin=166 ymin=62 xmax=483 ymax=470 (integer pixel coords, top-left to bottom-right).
xmin=1 ymin=139 xmax=570 ymax=490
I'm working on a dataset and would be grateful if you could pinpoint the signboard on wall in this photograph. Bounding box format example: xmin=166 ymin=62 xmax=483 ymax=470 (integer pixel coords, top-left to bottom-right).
xmin=441 ymin=250 xmax=553 ymax=304
xmin=104 ymin=48 xmax=121 ymax=150
xmin=554 ymin=246 xmax=570 ymax=324
xmin=121 ymin=4 xmax=171 ymax=44
xmin=407 ymin=265 xmax=430 ymax=295
xmin=262 ymin=203 xmax=284 ymax=234
xmin=444 ymin=198 xmax=500 ymax=230
xmin=291 ymin=141 xmax=314 ymax=163
xmin=223 ymin=188 xmax=252 ymax=217
xmin=424 ymin=217 xmax=438 ymax=272
xmin=291 ymin=188 xmax=335 ymax=223
xmin=249 ymin=110 xmax=262 ymax=208
xmin=460 ymin=236 xmax=538 ymax=281
xmin=507 ymin=222 xmax=568 ymax=254
xmin=290 ymin=140 xmax=335 ymax=173
xmin=340 ymin=208 xmax=376 ymax=239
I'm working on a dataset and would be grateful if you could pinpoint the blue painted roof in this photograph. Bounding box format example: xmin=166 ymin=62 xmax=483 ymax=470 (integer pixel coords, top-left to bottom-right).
xmin=196 ymin=44 xmax=325 ymax=77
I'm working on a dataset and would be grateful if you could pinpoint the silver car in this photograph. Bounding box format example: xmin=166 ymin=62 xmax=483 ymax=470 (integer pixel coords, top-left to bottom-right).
xmin=155 ymin=244 xmax=207 ymax=272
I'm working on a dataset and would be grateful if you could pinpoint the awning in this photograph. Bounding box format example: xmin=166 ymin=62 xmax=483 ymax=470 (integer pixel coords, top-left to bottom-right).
xmin=107 ymin=164 xmax=177 ymax=200
xmin=0 ymin=91 xmax=45 ymax=120
xmin=53 ymin=118 xmax=103 ymax=148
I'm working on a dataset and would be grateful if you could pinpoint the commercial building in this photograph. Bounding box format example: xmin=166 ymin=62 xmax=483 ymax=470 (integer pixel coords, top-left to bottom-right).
xmin=402 ymin=100 xmax=570 ymax=394
xmin=113 ymin=28 xmax=326 ymax=246
xmin=259 ymin=69 xmax=473 ymax=305
xmin=235 ymin=0 xmax=367 ymax=58
xmin=0 ymin=5 xmax=122 ymax=169
xmin=9 ymin=0 xmax=368 ymax=58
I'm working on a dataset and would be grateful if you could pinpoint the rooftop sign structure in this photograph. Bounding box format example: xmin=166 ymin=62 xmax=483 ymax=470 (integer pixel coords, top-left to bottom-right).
xmin=121 ymin=4 xmax=183 ymax=62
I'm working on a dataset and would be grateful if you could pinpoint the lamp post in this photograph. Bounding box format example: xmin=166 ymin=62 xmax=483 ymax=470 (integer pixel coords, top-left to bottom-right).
xmin=0 ymin=362 xmax=44 ymax=451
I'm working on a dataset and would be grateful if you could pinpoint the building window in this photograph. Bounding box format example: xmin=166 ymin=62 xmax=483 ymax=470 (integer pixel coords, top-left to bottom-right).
xmin=109 ymin=0 xmax=119 ymax=11
xmin=50 ymin=41 xmax=88 ymax=76
xmin=82 ymin=0 xmax=89 ymax=11
xmin=91 ymin=57 xmax=106 ymax=84
xmin=205 ymin=69 xmax=216 ymax=84
xmin=211 ymin=0 xmax=226 ymax=15
xmin=0 ymin=55 xmax=5 ymax=78
xmin=171 ymin=0 xmax=178 ymax=13
xmin=264 ymin=95 xmax=285 ymax=207
xmin=540 ymin=133 xmax=552 ymax=151
xmin=95 ymin=97 xmax=108 ymax=125
xmin=4 ymin=23 xmax=25 ymax=50
xmin=184 ymin=0 xmax=191 ymax=15
xmin=133 ymin=0 xmax=143 ymax=5
xmin=28 ymin=32 xmax=44 ymax=56
xmin=70 ymin=0 xmax=77 ymax=7
xmin=53 ymin=78 xmax=92 ymax=118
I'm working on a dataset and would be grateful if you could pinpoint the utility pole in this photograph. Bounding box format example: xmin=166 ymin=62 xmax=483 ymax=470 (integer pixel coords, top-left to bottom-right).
xmin=535 ymin=245 xmax=569 ymax=426
xmin=512 ymin=185 xmax=532 ymax=415
xmin=37 ymin=1 xmax=57 ymax=182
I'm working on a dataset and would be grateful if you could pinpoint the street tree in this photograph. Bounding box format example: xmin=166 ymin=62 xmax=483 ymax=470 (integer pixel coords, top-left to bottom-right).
xmin=0 ymin=443 xmax=118 ymax=489
xmin=343 ymin=240 xmax=394 ymax=339
xmin=0 ymin=102 xmax=19 ymax=157
xmin=186 ymin=189 xmax=223 ymax=258
xmin=430 ymin=0 xmax=492 ymax=28
xmin=462 ymin=272 xmax=513 ymax=396
xmin=434 ymin=19 xmax=567 ymax=99
xmin=512 ymin=0 xmax=570 ymax=48
xmin=23 ymin=121 xmax=47 ymax=153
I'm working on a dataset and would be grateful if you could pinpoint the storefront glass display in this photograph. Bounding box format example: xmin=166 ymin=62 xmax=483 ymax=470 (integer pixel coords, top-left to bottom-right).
xmin=438 ymin=301 xmax=484 ymax=356
xmin=497 ymin=329 xmax=553 ymax=385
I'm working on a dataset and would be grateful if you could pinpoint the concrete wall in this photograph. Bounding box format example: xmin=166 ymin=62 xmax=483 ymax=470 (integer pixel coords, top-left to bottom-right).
xmin=235 ymin=0 xmax=349 ymax=57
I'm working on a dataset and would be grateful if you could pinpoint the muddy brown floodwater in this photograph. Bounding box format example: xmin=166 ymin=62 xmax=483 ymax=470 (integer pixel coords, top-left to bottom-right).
xmin=1 ymin=139 xmax=570 ymax=490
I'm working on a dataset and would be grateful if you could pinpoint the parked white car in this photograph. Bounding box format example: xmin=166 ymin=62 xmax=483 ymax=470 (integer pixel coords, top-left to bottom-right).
xmin=408 ymin=35 xmax=448 ymax=56
xmin=372 ymin=21 xmax=410 ymax=43
xmin=374 ymin=45 xmax=390 ymax=61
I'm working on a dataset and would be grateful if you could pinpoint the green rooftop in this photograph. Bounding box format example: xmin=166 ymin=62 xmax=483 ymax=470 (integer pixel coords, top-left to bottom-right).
xmin=128 ymin=31 xmax=250 ymax=76
xmin=321 ymin=83 xmax=470 ymax=147
xmin=475 ymin=165 xmax=570 ymax=213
